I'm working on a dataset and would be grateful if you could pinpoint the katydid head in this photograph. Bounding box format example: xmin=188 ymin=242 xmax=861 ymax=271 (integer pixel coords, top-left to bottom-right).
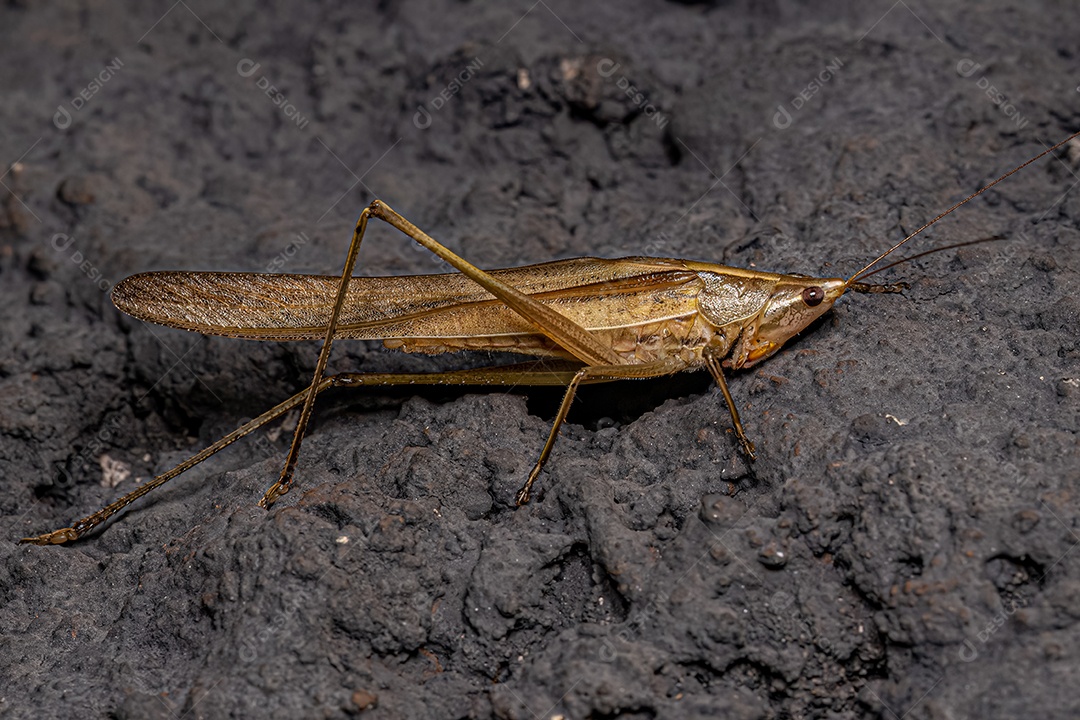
xmin=738 ymin=275 xmax=846 ymax=368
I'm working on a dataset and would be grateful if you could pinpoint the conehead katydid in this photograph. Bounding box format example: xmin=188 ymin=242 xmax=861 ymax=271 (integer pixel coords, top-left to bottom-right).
xmin=21 ymin=129 xmax=1080 ymax=546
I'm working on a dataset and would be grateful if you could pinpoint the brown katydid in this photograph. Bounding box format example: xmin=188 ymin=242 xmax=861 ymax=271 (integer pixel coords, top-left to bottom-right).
xmin=20 ymin=130 xmax=1080 ymax=546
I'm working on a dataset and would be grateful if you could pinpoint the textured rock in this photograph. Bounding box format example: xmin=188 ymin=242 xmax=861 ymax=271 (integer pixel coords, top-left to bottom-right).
xmin=2 ymin=1 xmax=1079 ymax=718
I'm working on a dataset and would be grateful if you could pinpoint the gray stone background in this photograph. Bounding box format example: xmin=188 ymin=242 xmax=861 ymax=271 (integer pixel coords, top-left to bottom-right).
xmin=1 ymin=1 xmax=1078 ymax=718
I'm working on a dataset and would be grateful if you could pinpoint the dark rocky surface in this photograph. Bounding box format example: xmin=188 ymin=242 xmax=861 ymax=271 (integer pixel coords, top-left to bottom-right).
xmin=2 ymin=1 xmax=1079 ymax=718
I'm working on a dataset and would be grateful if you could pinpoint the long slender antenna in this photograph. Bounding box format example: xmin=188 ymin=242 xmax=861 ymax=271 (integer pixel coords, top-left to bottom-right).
xmin=845 ymin=129 xmax=1080 ymax=286
xmin=852 ymin=235 xmax=1003 ymax=284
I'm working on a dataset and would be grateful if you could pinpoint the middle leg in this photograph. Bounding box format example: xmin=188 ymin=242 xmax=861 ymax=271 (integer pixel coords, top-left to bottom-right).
xmin=515 ymin=359 xmax=687 ymax=505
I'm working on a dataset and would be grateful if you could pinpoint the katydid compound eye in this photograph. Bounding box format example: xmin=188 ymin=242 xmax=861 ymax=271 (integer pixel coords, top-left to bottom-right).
xmin=802 ymin=286 xmax=824 ymax=307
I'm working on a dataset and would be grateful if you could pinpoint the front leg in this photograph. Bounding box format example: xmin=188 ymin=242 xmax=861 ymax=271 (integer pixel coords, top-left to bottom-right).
xmin=704 ymin=350 xmax=756 ymax=462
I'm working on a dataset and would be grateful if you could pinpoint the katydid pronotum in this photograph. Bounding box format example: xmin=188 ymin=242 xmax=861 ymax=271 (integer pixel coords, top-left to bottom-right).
xmin=20 ymin=130 xmax=1080 ymax=545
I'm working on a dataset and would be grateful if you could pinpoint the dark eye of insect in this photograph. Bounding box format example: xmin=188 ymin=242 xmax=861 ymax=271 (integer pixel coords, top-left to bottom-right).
xmin=802 ymin=286 xmax=825 ymax=307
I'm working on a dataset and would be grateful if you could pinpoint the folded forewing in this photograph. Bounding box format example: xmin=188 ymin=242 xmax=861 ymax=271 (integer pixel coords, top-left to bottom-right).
xmin=111 ymin=257 xmax=705 ymax=345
